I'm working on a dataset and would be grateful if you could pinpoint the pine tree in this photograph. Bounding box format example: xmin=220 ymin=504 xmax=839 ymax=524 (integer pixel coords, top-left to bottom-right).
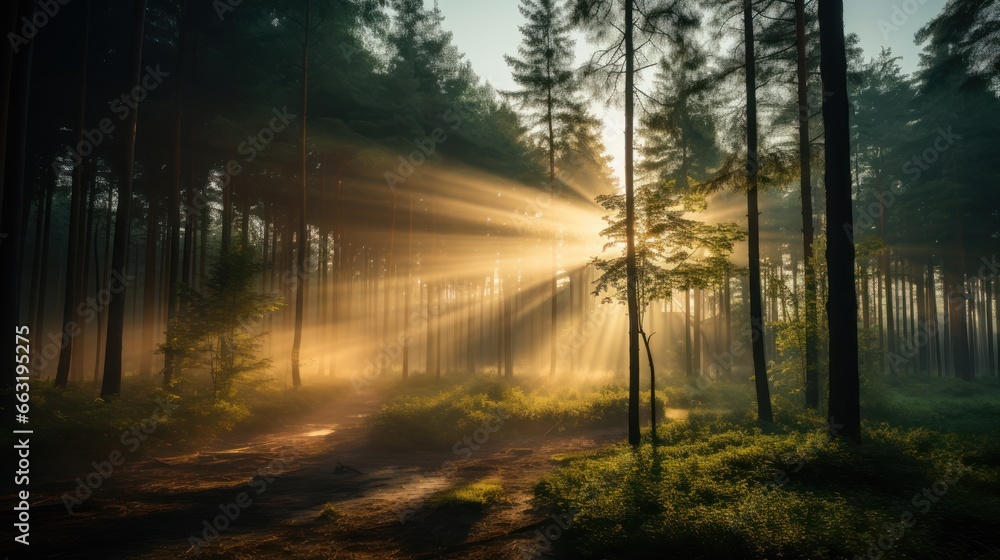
xmin=505 ymin=0 xmax=580 ymax=378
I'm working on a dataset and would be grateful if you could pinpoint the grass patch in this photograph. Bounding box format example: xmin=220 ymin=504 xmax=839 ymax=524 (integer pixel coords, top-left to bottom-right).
xmin=369 ymin=375 xmax=670 ymax=447
xmin=429 ymin=479 xmax=507 ymax=509
xmin=532 ymin=395 xmax=1000 ymax=559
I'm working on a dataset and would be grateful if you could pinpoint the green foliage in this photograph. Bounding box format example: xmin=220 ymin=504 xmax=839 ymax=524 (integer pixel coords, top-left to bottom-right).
xmin=318 ymin=502 xmax=343 ymax=521
xmin=533 ymin=378 xmax=1000 ymax=559
xmin=429 ymin=479 xmax=507 ymax=509
xmin=160 ymin=247 xmax=281 ymax=400
xmin=21 ymin=377 xmax=352 ymax=460
xmin=368 ymin=377 xmax=669 ymax=447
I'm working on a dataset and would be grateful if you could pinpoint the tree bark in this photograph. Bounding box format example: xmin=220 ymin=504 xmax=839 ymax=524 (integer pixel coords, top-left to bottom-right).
xmin=101 ymin=0 xmax=147 ymax=398
xmin=795 ymin=0 xmax=819 ymax=409
xmin=139 ymin=204 xmax=157 ymax=377
xmin=624 ymin=0 xmax=641 ymax=445
xmin=744 ymin=0 xmax=774 ymax=423
xmin=290 ymin=0 xmax=310 ymax=389
xmin=820 ymin=0 xmax=861 ymax=439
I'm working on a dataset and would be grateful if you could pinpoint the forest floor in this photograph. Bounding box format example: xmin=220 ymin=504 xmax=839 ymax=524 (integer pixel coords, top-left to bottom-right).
xmin=15 ymin=389 xmax=642 ymax=559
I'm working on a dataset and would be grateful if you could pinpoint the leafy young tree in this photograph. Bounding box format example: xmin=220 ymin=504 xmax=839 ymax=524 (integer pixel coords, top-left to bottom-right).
xmin=571 ymin=0 xmax=700 ymax=445
xmin=160 ymin=247 xmax=281 ymax=400
xmin=594 ymin=156 xmax=744 ymax=442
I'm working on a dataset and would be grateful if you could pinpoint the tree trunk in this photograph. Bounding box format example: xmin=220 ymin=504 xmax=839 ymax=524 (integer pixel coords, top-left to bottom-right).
xmin=1 ymin=0 xmax=33 ymax=432
xmin=383 ymin=191 xmax=398 ymax=373
xmin=744 ymin=0 xmax=774 ymax=423
xmin=945 ymin=261 xmax=972 ymax=379
xmin=139 ymin=204 xmax=157 ymax=377
xmin=403 ymin=191 xmax=412 ymax=378
xmin=986 ymin=276 xmax=996 ymax=377
xmin=795 ymin=0 xmax=819 ymax=409
xmin=290 ymin=0 xmax=310 ymax=389
xmin=100 ymin=0 xmax=147 ymax=398
xmin=820 ymin=0 xmax=861 ymax=439
xmin=163 ymin=0 xmax=187 ymax=386
xmin=641 ymin=331 xmax=657 ymax=445
xmin=55 ymin=8 xmax=92 ymax=388
xmin=221 ymin=167 xmax=233 ymax=255
xmin=624 ymin=0 xmax=641 ymax=445
xmin=504 ymin=276 xmax=513 ymax=379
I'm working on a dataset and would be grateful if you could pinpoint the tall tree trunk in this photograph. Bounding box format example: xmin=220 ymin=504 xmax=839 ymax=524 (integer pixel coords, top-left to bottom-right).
xmin=403 ymin=191 xmax=412 ymax=379
xmin=640 ymin=331 xmax=656 ymax=444
xmin=94 ymin=179 xmax=113 ymax=384
xmin=945 ymin=255 xmax=972 ymax=380
xmin=547 ymin=70 xmax=558 ymax=379
xmin=796 ymin=0 xmax=819 ymax=408
xmin=290 ymin=0 xmax=310 ymax=389
xmin=0 ymin=0 xmax=18 ymax=205
xmin=504 ymin=275 xmax=513 ymax=379
xmin=986 ymin=276 xmax=996 ymax=377
xmin=684 ymin=289 xmax=692 ymax=376
xmin=163 ymin=0 xmax=187 ymax=386
xmin=139 ymin=204 xmax=157 ymax=376
xmin=881 ymin=184 xmax=895 ymax=373
xmin=74 ymin=164 xmax=97 ymax=381
xmin=744 ymin=0 xmax=774 ymax=423
xmin=915 ymin=261 xmax=928 ymax=372
xmin=383 ymin=192 xmax=398 ymax=373
xmin=32 ymin=174 xmax=55 ymax=356
xmin=901 ymin=260 xmax=910 ymax=372
xmin=927 ymin=261 xmax=942 ymax=376
xmin=624 ymin=0 xmax=641 ymax=445
xmin=101 ymin=0 xmax=147 ymax=399
xmin=221 ymin=168 xmax=233 ymax=255
xmin=820 ymin=0 xmax=861 ymax=440
xmin=2 ymin=0 xmax=33 ymax=432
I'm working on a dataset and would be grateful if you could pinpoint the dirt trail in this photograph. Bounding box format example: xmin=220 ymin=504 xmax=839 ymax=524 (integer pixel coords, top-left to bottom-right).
xmin=16 ymin=391 xmax=627 ymax=559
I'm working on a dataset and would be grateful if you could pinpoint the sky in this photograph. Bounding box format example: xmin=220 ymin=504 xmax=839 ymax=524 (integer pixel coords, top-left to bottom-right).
xmin=425 ymin=0 xmax=949 ymax=183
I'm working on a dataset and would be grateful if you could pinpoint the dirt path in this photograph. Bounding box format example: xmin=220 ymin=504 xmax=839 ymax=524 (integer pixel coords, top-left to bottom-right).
xmin=15 ymin=391 xmax=627 ymax=559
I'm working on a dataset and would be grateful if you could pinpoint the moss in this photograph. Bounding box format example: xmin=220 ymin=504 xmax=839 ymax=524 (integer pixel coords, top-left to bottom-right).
xmin=429 ymin=479 xmax=506 ymax=509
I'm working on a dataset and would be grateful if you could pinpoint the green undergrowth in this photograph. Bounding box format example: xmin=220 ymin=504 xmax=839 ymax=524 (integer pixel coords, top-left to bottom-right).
xmin=532 ymin=381 xmax=1000 ymax=559
xmin=368 ymin=376 xmax=674 ymax=447
xmin=429 ymin=478 xmax=507 ymax=509
xmin=20 ymin=375 xmax=351 ymax=462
